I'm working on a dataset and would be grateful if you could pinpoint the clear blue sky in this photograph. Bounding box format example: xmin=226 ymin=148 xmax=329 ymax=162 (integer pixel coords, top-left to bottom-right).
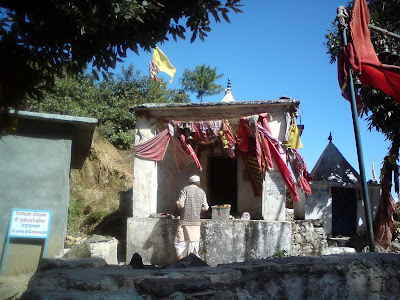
xmin=120 ymin=1 xmax=391 ymax=184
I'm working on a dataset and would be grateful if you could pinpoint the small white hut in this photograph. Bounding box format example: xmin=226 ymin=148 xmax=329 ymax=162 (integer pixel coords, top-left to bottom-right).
xmin=305 ymin=134 xmax=380 ymax=236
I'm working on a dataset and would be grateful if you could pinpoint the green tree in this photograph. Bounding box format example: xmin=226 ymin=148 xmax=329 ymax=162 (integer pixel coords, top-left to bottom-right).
xmin=0 ymin=0 xmax=242 ymax=120
xmin=180 ymin=65 xmax=224 ymax=103
xmin=325 ymin=0 xmax=400 ymax=191
xmin=26 ymin=65 xmax=189 ymax=148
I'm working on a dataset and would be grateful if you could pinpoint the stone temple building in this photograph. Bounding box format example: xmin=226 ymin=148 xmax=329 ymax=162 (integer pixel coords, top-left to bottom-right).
xmin=304 ymin=134 xmax=380 ymax=237
xmin=127 ymin=86 xmax=310 ymax=266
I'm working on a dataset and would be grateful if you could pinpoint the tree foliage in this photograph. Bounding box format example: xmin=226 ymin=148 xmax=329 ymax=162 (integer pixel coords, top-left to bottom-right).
xmin=26 ymin=65 xmax=189 ymax=148
xmin=325 ymin=0 xmax=400 ymax=190
xmin=0 ymin=0 xmax=242 ymax=116
xmin=180 ymin=64 xmax=224 ymax=102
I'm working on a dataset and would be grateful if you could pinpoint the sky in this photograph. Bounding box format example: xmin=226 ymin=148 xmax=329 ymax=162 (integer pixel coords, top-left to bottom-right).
xmin=119 ymin=0 xmax=391 ymax=185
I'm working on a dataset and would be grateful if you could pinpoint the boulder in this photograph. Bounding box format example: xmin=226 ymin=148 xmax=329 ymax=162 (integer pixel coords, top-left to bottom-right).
xmin=62 ymin=241 xmax=91 ymax=259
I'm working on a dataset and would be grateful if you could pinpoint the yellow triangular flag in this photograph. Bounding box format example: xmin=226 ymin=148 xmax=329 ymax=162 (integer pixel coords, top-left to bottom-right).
xmin=152 ymin=47 xmax=176 ymax=83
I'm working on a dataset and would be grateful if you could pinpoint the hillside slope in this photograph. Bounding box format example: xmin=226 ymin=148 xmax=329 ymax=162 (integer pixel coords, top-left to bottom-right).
xmin=68 ymin=130 xmax=133 ymax=237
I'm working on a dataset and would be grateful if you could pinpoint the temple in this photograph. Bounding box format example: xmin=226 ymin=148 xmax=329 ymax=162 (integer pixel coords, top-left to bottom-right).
xmin=127 ymin=83 xmax=310 ymax=266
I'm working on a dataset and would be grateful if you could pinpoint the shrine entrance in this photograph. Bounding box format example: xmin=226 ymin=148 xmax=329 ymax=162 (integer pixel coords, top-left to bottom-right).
xmin=332 ymin=187 xmax=357 ymax=236
xmin=208 ymin=155 xmax=238 ymax=213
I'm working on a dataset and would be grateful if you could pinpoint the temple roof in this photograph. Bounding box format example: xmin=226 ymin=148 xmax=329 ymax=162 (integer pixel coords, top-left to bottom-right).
xmin=132 ymin=98 xmax=299 ymax=122
xmin=310 ymin=138 xmax=360 ymax=184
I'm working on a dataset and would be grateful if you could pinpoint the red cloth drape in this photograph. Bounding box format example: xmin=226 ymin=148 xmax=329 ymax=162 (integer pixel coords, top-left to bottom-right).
xmin=288 ymin=149 xmax=312 ymax=195
xmin=337 ymin=43 xmax=363 ymax=112
xmin=349 ymin=0 xmax=400 ymax=103
xmin=134 ymin=129 xmax=170 ymax=161
xmin=171 ymin=136 xmax=193 ymax=171
xmin=179 ymin=134 xmax=203 ymax=171
xmin=256 ymin=115 xmax=299 ymax=202
xmin=374 ymin=178 xmax=397 ymax=248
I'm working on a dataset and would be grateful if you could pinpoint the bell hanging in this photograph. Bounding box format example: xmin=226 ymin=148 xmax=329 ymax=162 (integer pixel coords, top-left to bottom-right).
xmin=353 ymin=76 xmax=362 ymax=89
xmin=388 ymin=49 xmax=399 ymax=65
xmin=378 ymin=44 xmax=390 ymax=61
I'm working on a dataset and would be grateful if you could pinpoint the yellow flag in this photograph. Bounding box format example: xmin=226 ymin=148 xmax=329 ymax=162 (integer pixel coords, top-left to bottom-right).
xmin=152 ymin=47 xmax=176 ymax=83
xmin=285 ymin=117 xmax=303 ymax=149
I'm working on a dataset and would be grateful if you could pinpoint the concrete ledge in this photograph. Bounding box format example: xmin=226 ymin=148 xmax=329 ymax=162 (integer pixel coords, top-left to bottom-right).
xmin=126 ymin=218 xmax=291 ymax=266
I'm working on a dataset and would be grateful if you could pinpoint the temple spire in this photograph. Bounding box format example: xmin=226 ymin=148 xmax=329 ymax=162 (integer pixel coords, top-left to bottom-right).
xmin=328 ymin=132 xmax=333 ymax=143
xmin=221 ymin=78 xmax=236 ymax=103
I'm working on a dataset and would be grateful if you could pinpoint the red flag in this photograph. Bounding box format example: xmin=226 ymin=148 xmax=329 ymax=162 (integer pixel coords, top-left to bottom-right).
xmin=337 ymin=43 xmax=363 ymax=111
xmin=350 ymin=0 xmax=400 ymax=103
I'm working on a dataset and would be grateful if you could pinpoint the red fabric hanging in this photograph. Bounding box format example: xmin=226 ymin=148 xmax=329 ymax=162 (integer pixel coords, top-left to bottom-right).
xmin=288 ymin=149 xmax=312 ymax=195
xmin=337 ymin=43 xmax=363 ymax=112
xmin=374 ymin=178 xmax=397 ymax=248
xmin=237 ymin=118 xmax=251 ymax=152
xmin=179 ymin=134 xmax=203 ymax=171
xmin=257 ymin=113 xmax=273 ymax=172
xmin=349 ymin=0 xmax=400 ymax=103
xmin=134 ymin=129 xmax=170 ymax=161
xmin=256 ymin=116 xmax=300 ymax=202
xmin=171 ymin=136 xmax=193 ymax=171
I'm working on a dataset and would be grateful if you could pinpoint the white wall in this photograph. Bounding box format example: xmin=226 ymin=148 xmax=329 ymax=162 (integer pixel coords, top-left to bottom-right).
xmin=356 ymin=186 xmax=380 ymax=234
xmin=305 ymin=182 xmax=381 ymax=235
xmin=132 ymin=117 xmax=159 ymax=218
xmin=133 ymin=110 xmax=290 ymax=221
xmin=305 ymin=182 xmax=332 ymax=234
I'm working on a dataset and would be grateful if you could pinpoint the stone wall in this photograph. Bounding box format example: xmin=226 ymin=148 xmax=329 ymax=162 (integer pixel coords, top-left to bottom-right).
xmin=126 ymin=218 xmax=291 ymax=266
xmin=291 ymin=219 xmax=328 ymax=256
xmin=22 ymin=253 xmax=400 ymax=299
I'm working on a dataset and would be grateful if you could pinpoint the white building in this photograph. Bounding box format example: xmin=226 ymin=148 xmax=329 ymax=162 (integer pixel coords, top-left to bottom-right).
xmin=305 ymin=135 xmax=380 ymax=236
xmin=127 ymin=96 xmax=307 ymax=266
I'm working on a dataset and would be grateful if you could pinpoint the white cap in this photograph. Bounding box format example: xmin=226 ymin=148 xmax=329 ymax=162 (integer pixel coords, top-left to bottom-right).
xmin=189 ymin=175 xmax=200 ymax=183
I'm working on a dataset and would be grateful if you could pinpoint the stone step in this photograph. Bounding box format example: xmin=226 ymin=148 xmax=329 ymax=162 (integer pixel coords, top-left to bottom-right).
xmin=322 ymin=247 xmax=356 ymax=255
xmin=327 ymin=237 xmax=351 ymax=247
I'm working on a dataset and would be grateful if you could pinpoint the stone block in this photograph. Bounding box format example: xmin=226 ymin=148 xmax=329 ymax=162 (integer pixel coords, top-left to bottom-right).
xmin=127 ymin=218 xmax=291 ymax=266
xmin=88 ymin=236 xmax=119 ymax=265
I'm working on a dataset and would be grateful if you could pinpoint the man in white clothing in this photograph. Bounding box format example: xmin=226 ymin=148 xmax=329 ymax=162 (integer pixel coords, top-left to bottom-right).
xmin=174 ymin=175 xmax=209 ymax=260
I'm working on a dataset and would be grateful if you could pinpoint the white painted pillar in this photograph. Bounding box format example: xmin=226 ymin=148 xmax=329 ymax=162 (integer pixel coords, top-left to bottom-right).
xmin=262 ymin=170 xmax=286 ymax=221
xmin=293 ymin=187 xmax=305 ymax=220
xmin=132 ymin=116 xmax=159 ymax=218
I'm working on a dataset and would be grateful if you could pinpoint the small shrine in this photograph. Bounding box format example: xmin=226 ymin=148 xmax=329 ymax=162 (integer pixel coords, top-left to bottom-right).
xmin=305 ymin=134 xmax=381 ymax=236
xmin=127 ymin=86 xmax=311 ymax=266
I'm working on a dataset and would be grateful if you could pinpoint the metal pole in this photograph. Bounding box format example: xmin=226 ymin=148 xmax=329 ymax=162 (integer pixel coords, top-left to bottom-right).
xmin=338 ymin=7 xmax=376 ymax=252
xmin=368 ymin=24 xmax=400 ymax=40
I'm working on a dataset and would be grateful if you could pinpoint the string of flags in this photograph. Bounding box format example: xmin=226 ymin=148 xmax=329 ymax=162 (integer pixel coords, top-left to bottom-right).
xmin=149 ymin=47 xmax=176 ymax=83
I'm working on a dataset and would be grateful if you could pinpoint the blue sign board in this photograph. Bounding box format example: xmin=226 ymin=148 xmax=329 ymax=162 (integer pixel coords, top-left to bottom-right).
xmin=1 ymin=209 xmax=51 ymax=274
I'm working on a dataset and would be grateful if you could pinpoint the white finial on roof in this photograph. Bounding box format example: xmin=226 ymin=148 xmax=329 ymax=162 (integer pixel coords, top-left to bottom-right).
xmin=221 ymin=78 xmax=236 ymax=103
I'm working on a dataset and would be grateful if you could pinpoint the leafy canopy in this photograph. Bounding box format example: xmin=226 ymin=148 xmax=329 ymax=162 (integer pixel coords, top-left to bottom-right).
xmin=0 ymin=0 xmax=242 ymax=113
xmin=26 ymin=65 xmax=189 ymax=149
xmin=180 ymin=64 xmax=224 ymax=102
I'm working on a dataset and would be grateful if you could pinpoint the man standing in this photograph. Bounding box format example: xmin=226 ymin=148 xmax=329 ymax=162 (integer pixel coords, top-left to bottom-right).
xmin=175 ymin=175 xmax=209 ymax=260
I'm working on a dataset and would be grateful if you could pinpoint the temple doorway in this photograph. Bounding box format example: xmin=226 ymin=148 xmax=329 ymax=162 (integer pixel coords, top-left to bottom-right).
xmin=332 ymin=187 xmax=357 ymax=236
xmin=208 ymin=155 xmax=238 ymax=213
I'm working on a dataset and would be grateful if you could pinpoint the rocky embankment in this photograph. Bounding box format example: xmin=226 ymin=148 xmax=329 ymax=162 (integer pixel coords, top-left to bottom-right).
xmin=22 ymin=253 xmax=400 ymax=299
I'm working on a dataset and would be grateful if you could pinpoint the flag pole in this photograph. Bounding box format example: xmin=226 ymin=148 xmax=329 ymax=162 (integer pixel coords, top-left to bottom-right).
xmin=368 ymin=24 xmax=400 ymax=40
xmin=337 ymin=6 xmax=375 ymax=252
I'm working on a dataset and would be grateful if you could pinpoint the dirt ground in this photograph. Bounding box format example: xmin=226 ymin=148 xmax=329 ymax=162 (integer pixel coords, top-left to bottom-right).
xmin=0 ymin=273 xmax=33 ymax=300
